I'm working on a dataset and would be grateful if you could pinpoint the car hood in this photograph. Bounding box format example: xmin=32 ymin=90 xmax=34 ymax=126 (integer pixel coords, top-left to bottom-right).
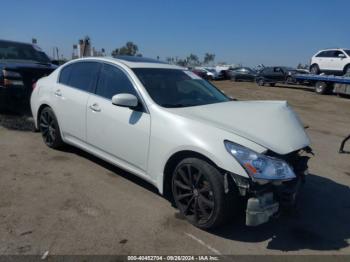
xmin=171 ymin=101 xmax=310 ymax=155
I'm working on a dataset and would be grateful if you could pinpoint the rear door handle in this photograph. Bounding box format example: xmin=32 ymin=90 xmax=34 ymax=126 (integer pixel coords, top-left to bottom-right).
xmin=89 ymin=103 xmax=101 ymax=112
xmin=54 ymin=89 xmax=62 ymax=97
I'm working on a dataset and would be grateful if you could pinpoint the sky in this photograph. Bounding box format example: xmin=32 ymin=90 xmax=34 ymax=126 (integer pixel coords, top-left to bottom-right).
xmin=1 ymin=0 xmax=349 ymax=67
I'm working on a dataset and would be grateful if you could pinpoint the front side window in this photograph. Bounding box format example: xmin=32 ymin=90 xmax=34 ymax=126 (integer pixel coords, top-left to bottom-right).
xmin=333 ymin=50 xmax=345 ymax=58
xmin=133 ymin=68 xmax=229 ymax=108
xmin=61 ymin=62 xmax=100 ymax=92
xmin=96 ymin=64 xmax=137 ymax=99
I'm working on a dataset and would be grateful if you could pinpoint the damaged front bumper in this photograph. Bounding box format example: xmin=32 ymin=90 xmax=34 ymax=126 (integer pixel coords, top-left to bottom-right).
xmin=245 ymin=172 xmax=305 ymax=226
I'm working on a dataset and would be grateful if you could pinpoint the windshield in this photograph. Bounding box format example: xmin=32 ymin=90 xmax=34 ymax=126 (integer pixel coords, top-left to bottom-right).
xmin=0 ymin=41 xmax=51 ymax=63
xmin=133 ymin=68 xmax=230 ymax=108
xmin=344 ymin=50 xmax=350 ymax=56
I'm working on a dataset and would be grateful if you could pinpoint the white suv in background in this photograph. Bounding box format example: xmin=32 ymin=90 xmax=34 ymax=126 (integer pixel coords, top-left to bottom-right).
xmin=310 ymin=48 xmax=350 ymax=75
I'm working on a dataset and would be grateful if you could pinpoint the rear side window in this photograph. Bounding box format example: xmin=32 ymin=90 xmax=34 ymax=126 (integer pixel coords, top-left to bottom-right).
xmin=59 ymin=62 xmax=100 ymax=92
xmin=96 ymin=64 xmax=137 ymax=99
xmin=316 ymin=51 xmax=334 ymax=57
xmin=59 ymin=65 xmax=72 ymax=85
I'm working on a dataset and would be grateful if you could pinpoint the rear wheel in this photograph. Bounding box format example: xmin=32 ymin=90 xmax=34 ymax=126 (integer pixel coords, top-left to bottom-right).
xmin=39 ymin=107 xmax=64 ymax=148
xmin=310 ymin=64 xmax=320 ymax=75
xmin=344 ymin=65 xmax=350 ymax=75
xmin=315 ymin=81 xmax=330 ymax=95
xmin=171 ymin=158 xmax=237 ymax=229
xmin=269 ymin=83 xmax=276 ymax=87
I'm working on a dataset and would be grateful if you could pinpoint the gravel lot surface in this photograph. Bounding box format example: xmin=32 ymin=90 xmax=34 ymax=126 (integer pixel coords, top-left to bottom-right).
xmin=0 ymin=81 xmax=349 ymax=255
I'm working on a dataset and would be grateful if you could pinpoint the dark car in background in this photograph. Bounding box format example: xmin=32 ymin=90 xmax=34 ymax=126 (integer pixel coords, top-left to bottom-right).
xmin=0 ymin=39 xmax=57 ymax=111
xmin=256 ymin=66 xmax=309 ymax=87
xmin=228 ymin=67 xmax=257 ymax=82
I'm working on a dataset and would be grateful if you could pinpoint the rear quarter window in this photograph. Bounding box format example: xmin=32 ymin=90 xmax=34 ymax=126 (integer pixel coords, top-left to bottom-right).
xmin=59 ymin=65 xmax=72 ymax=85
xmin=59 ymin=62 xmax=100 ymax=92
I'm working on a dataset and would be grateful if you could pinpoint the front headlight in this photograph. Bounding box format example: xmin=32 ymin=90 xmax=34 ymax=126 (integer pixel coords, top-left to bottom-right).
xmin=224 ymin=141 xmax=296 ymax=181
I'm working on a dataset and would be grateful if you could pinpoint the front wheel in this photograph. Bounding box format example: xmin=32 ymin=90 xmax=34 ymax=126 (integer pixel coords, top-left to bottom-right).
xmin=39 ymin=107 xmax=64 ymax=149
xmin=172 ymin=158 xmax=237 ymax=229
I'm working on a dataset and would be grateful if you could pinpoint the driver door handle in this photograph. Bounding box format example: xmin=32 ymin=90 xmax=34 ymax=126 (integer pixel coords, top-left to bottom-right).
xmin=89 ymin=103 xmax=101 ymax=112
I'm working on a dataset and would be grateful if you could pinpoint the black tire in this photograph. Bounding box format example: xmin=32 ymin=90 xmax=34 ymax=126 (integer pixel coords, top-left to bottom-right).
xmin=257 ymin=78 xmax=264 ymax=86
xmin=315 ymin=81 xmax=329 ymax=95
xmin=310 ymin=64 xmax=320 ymax=75
xmin=171 ymin=157 xmax=238 ymax=229
xmin=231 ymin=76 xmax=237 ymax=82
xmin=269 ymin=83 xmax=276 ymax=87
xmin=39 ymin=107 xmax=64 ymax=149
xmin=286 ymin=76 xmax=294 ymax=84
xmin=344 ymin=65 xmax=350 ymax=75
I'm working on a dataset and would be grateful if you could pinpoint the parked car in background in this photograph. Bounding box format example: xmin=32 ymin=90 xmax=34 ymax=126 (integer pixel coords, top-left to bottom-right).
xmin=31 ymin=56 xmax=310 ymax=229
xmin=201 ymin=67 xmax=223 ymax=80
xmin=310 ymin=48 xmax=350 ymax=75
xmin=256 ymin=66 xmax=304 ymax=86
xmin=0 ymin=39 xmax=57 ymax=111
xmin=191 ymin=68 xmax=209 ymax=80
xmin=228 ymin=67 xmax=257 ymax=82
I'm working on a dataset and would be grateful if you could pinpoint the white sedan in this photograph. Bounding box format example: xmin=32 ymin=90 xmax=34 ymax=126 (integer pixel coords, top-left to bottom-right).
xmin=31 ymin=56 xmax=311 ymax=229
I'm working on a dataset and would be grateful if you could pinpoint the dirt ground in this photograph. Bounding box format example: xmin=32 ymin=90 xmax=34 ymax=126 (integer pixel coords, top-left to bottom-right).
xmin=0 ymin=81 xmax=349 ymax=255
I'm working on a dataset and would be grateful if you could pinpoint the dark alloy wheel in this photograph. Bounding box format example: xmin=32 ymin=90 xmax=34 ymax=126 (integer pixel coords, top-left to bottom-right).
xmin=172 ymin=158 xmax=236 ymax=229
xmin=315 ymin=81 xmax=329 ymax=95
xmin=39 ymin=107 xmax=63 ymax=148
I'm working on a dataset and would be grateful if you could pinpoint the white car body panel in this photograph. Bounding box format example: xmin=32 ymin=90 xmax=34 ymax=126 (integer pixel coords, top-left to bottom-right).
xmin=86 ymin=94 xmax=151 ymax=173
xmin=31 ymin=57 xmax=311 ymax=195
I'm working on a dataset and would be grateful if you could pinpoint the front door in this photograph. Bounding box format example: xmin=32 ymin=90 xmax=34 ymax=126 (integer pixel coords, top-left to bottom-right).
xmin=86 ymin=63 xmax=151 ymax=174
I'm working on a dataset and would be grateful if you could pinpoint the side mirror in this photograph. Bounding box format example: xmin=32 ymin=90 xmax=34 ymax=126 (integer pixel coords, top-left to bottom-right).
xmin=338 ymin=53 xmax=346 ymax=58
xmin=112 ymin=93 xmax=138 ymax=108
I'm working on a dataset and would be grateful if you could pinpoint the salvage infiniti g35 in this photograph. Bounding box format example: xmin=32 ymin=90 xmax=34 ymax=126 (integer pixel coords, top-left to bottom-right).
xmin=30 ymin=56 xmax=311 ymax=229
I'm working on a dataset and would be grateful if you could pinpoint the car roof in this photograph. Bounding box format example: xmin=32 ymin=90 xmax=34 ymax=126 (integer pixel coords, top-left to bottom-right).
xmin=72 ymin=56 xmax=184 ymax=70
xmin=0 ymin=39 xmax=33 ymax=46
xmin=318 ymin=48 xmax=348 ymax=51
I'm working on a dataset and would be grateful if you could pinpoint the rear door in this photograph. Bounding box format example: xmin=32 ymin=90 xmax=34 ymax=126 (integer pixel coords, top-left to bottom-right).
xmin=54 ymin=61 xmax=100 ymax=143
xmin=86 ymin=63 xmax=151 ymax=174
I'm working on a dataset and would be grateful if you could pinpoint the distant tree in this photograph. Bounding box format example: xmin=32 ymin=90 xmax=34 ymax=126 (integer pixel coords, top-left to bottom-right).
xmin=112 ymin=41 xmax=141 ymax=56
xmin=186 ymin=53 xmax=200 ymax=67
xmin=176 ymin=58 xmax=188 ymax=67
xmin=203 ymin=53 xmax=215 ymax=65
